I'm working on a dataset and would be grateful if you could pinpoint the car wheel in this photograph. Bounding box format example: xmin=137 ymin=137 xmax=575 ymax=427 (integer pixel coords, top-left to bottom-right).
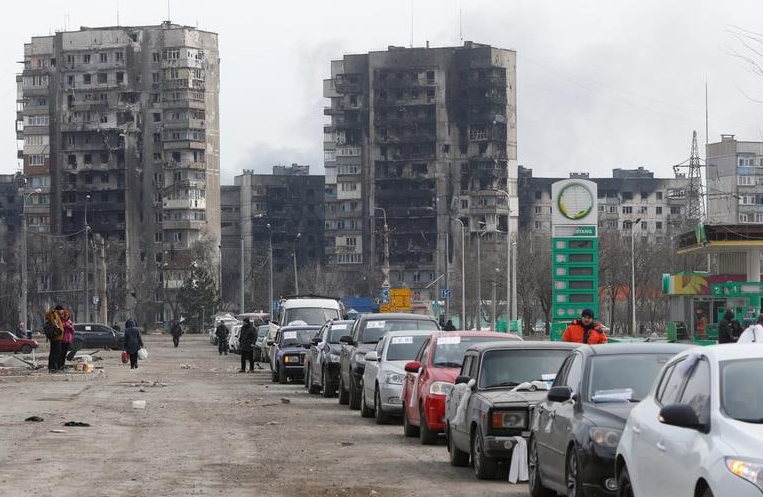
xmin=374 ymin=388 xmax=390 ymax=424
xmin=308 ymin=366 xmax=321 ymax=395
xmin=322 ymin=368 xmax=334 ymax=398
xmin=278 ymin=366 xmax=288 ymax=384
xmin=616 ymin=465 xmax=634 ymax=497
xmin=529 ymin=437 xmax=555 ymax=497
xmin=348 ymin=375 xmax=361 ymax=410
xmin=566 ymin=446 xmax=584 ymax=497
xmin=338 ymin=374 xmax=350 ymax=405
xmin=419 ymin=403 xmax=438 ymax=445
xmin=471 ymin=426 xmax=497 ymax=479
xmin=447 ymin=424 xmax=470 ymax=467
xmin=403 ymin=405 xmax=419 ymax=437
xmin=360 ymin=383 xmax=374 ymax=418
xmin=21 ymin=344 xmax=33 ymax=354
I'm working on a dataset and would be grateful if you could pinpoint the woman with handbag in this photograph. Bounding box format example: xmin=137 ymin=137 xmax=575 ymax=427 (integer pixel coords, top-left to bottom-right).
xmin=44 ymin=306 xmax=65 ymax=373
xmin=123 ymin=319 xmax=144 ymax=369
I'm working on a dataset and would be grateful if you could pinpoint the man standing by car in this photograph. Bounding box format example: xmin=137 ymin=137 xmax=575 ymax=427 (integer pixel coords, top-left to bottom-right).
xmin=718 ymin=309 xmax=737 ymax=344
xmin=561 ymin=308 xmax=608 ymax=344
xmin=170 ymin=321 xmax=183 ymax=348
xmin=238 ymin=318 xmax=256 ymax=372
xmin=215 ymin=321 xmax=229 ymax=356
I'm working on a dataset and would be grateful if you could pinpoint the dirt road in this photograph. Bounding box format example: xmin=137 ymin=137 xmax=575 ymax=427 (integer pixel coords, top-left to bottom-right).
xmin=1 ymin=335 xmax=530 ymax=497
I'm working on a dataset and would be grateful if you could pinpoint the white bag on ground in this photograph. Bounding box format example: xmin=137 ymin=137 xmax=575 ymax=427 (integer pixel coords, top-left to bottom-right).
xmin=138 ymin=348 xmax=148 ymax=360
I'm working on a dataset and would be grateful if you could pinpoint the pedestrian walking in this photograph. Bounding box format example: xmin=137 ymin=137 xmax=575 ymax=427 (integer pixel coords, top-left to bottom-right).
xmin=215 ymin=321 xmax=229 ymax=355
xmin=738 ymin=314 xmax=763 ymax=344
xmin=561 ymin=308 xmax=608 ymax=344
xmin=123 ymin=319 xmax=144 ymax=369
xmin=238 ymin=318 xmax=256 ymax=372
xmin=43 ymin=306 xmax=65 ymax=373
xmin=718 ymin=310 xmax=737 ymax=344
xmin=170 ymin=321 xmax=183 ymax=348
xmin=58 ymin=308 xmax=74 ymax=370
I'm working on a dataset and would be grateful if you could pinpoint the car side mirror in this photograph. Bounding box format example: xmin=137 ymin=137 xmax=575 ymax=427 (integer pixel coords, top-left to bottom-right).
xmin=266 ymin=340 xmax=274 ymax=346
xmin=454 ymin=375 xmax=470 ymax=385
xmin=547 ymin=386 xmax=573 ymax=403
xmin=659 ymin=404 xmax=705 ymax=432
xmin=404 ymin=360 xmax=421 ymax=373
xmin=311 ymin=337 xmax=321 ymax=345
xmin=339 ymin=335 xmax=353 ymax=345
xmin=365 ymin=351 xmax=378 ymax=362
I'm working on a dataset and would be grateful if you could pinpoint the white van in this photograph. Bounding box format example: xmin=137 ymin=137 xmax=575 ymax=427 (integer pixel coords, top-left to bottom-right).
xmin=276 ymin=296 xmax=344 ymax=328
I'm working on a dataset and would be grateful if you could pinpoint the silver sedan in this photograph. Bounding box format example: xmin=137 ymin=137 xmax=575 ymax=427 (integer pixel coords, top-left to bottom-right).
xmin=361 ymin=329 xmax=434 ymax=424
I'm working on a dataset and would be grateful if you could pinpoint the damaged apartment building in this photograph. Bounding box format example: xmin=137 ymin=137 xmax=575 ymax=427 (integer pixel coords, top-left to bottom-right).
xmin=324 ymin=41 xmax=518 ymax=300
xmin=18 ymin=22 xmax=220 ymax=327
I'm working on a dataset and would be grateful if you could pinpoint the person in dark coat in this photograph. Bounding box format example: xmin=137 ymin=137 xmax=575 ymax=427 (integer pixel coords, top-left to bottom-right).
xmin=443 ymin=319 xmax=456 ymax=331
xmin=718 ymin=310 xmax=737 ymax=344
xmin=170 ymin=321 xmax=183 ymax=348
xmin=215 ymin=322 xmax=229 ymax=356
xmin=731 ymin=319 xmax=743 ymax=341
xmin=44 ymin=306 xmax=65 ymax=373
xmin=238 ymin=318 xmax=256 ymax=372
xmin=123 ymin=319 xmax=144 ymax=369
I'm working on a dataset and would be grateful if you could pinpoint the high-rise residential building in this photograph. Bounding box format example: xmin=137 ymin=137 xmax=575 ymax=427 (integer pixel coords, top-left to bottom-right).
xmin=18 ymin=22 xmax=220 ymax=326
xmin=707 ymin=134 xmax=763 ymax=224
xmin=323 ymin=41 xmax=518 ymax=301
xmin=518 ymin=166 xmax=689 ymax=241
xmin=222 ymin=165 xmax=324 ymax=311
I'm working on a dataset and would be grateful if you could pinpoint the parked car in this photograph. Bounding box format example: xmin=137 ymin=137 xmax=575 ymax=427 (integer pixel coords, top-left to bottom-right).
xmin=269 ymin=325 xmax=320 ymax=384
xmin=338 ymin=313 xmax=440 ymax=409
xmin=275 ymin=296 xmax=343 ymax=329
xmin=529 ymin=343 xmax=691 ymax=497
xmin=446 ymin=341 xmax=580 ymax=479
xmin=304 ymin=320 xmax=354 ymax=397
xmin=361 ymin=330 xmax=434 ymax=423
xmin=0 ymin=330 xmax=38 ymax=354
xmin=254 ymin=325 xmax=270 ymax=362
xmin=228 ymin=323 xmax=243 ymax=354
xmin=208 ymin=327 xmax=216 ymax=345
xmin=616 ymin=344 xmax=763 ymax=497
xmin=72 ymin=323 xmax=124 ymax=350
xmin=402 ymin=331 xmax=521 ymax=444
xmin=261 ymin=324 xmax=279 ymax=363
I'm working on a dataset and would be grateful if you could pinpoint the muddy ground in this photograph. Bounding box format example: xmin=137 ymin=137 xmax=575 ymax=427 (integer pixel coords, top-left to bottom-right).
xmin=0 ymin=335 xmax=530 ymax=497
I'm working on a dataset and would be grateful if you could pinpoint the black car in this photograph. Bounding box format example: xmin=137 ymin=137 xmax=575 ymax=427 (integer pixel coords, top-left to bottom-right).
xmin=529 ymin=343 xmax=691 ymax=497
xmin=445 ymin=341 xmax=579 ymax=479
xmin=72 ymin=323 xmax=124 ymax=350
xmin=269 ymin=325 xmax=320 ymax=384
xmin=338 ymin=313 xmax=440 ymax=409
xmin=304 ymin=320 xmax=354 ymax=397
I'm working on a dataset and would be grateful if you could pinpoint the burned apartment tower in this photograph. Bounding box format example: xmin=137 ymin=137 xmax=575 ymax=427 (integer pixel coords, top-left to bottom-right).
xmin=323 ymin=42 xmax=518 ymax=300
xmin=18 ymin=23 xmax=220 ymax=326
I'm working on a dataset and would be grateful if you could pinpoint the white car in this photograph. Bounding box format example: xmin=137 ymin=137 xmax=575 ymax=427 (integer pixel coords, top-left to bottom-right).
xmin=228 ymin=324 xmax=243 ymax=354
xmin=360 ymin=330 xmax=433 ymax=424
xmin=616 ymin=344 xmax=763 ymax=497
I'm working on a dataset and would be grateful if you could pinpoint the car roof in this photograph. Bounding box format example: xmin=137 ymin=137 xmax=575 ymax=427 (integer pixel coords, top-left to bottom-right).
xmin=330 ymin=320 xmax=354 ymax=326
xmin=281 ymin=298 xmax=340 ymax=309
xmin=74 ymin=322 xmax=114 ymax=328
xmin=677 ymin=343 xmax=763 ymax=362
xmin=279 ymin=325 xmax=321 ymax=332
xmin=433 ymin=331 xmax=522 ymax=341
xmin=383 ymin=330 xmax=437 ymax=338
xmin=358 ymin=313 xmax=437 ymax=321
xmin=466 ymin=340 xmax=580 ymax=353
xmin=579 ymin=343 xmax=693 ymax=357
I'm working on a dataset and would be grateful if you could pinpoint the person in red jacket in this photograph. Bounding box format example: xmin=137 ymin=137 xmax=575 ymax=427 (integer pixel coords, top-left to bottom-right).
xmin=561 ymin=308 xmax=608 ymax=344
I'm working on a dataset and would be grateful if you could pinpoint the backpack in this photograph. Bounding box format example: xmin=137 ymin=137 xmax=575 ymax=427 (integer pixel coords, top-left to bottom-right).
xmin=43 ymin=321 xmax=58 ymax=340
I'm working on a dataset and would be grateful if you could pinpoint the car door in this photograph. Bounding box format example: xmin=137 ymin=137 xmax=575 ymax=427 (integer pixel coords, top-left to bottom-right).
xmin=93 ymin=325 xmax=113 ymax=347
xmin=0 ymin=331 xmax=14 ymax=352
xmin=312 ymin=324 xmax=328 ymax=384
xmin=364 ymin=338 xmax=385 ymax=405
xmin=270 ymin=331 xmax=281 ymax=372
xmin=405 ymin=338 xmax=430 ymax=426
xmin=340 ymin=320 xmax=360 ymax=387
xmin=450 ymin=353 xmax=475 ymax=449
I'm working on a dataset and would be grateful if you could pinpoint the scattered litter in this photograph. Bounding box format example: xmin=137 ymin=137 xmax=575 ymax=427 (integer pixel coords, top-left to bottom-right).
xmin=132 ymin=400 xmax=146 ymax=409
xmin=369 ymin=491 xmax=379 ymax=496
xmin=180 ymin=364 xmax=194 ymax=369
xmin=139 ymin=389 xmax=146 ymax=392
xmin=340 ymin=442 xmax=354 ymax=446
xmin=266 ymin=421 xmax=280 ymax=425
xmin=63 ymin=421 xmax=90 ymax=427
xmin=259 ymin=403 xmax=277 ymax=407
xmin=280 ymin=398 xmax=291 ymax=404
xmin=50 ymin=429 xmax=66 ymax=433
xmin=25 ymin=416 xmax=44 ymax=422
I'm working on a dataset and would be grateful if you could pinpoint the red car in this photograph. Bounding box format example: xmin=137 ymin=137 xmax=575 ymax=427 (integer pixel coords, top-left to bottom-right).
xmin=0 ymin=330 xmax=38 ymax=354
xmin=402 ymin=331 xmax=521 ymax=444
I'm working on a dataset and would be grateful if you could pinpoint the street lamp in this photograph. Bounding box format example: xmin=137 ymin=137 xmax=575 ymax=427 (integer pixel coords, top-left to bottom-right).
xmin=491 ymin=267 xmax=500 ymax=331
xmin=630 ymin=218 xmax=642 ymax=335
xmin=374 ymin=207 xmax=390 ymax=289
xmin=84 ymin=194 xmax=91 ymax=322
xmin=266 ymin=223 xmax=274 ymax=320
xmin=20 ymin=187 xmax=42 ymax=331
xmin=293 ymin=232 xmax=301 ymax=294
xmin=240 ymin=235 xmax=245 ymax=313
xmin=496 ymin=189 xmax=512 ymax=327
xmin=450 ymin=217 xmax=466 ymax=329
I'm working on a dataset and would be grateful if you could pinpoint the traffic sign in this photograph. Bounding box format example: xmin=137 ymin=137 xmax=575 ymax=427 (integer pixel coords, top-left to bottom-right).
xmin=381 ymin=288 xmax=390 ymax=304
xmin=390 ymin=288 xmax=411 ymax=311
xmin=440 ymin=289 xmax=451 ymax=299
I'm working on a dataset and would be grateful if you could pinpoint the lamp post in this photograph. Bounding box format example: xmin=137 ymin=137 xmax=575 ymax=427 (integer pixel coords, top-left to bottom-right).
xmin=491 ymin=268 xmax=499 ymax=331
xmin=267 ymin=223 xmax=273 ymax=320
xmin=293 ymin=232 xmax=301 ymax=294
xmin=20 ymin=187 xmax=42 ymax=330
xmin=84 ymin=194 xmax=91 ymax=322
xmin=451 ymin=217 xmax=466 ymax=329
xmin=374 ymin=207 xmax=390 ymax=289
xmin=496 ymin=189 xmax=512 ymax=327
xmin=630 ymin=218 xmax=642 ymax=335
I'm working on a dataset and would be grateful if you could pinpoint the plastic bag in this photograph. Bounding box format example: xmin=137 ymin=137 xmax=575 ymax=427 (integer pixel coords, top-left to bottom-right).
xmin=138 ymin=348 xmax=148 ymax=361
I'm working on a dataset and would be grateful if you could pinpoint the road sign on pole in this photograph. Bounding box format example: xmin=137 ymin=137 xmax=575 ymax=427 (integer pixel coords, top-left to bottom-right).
xmin=440 ymin=289 xmax=451 ymax=299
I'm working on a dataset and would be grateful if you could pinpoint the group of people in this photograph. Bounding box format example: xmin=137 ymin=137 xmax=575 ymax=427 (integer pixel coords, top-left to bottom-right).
xmin=44 ymin=305 xmax=74 ymax=373
xmin=720 ymin=310 xmax=763 ymax=343
xmin=215 ymin=318 xmax=259 ymax=372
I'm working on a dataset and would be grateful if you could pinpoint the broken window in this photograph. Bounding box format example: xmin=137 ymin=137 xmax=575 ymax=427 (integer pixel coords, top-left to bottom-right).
xmin=396 ymin=89 xmax=404 ymax=100
xmin=68 ymin=75 xmax=75 ymax=86
xmin=116 ymin=72 xmax=124 ymax=84
xmin=100 ymin=152 xmax=109 ymax=163
xmin=172 ymin=152 xmax=181 ymax=162
xmin=97 ymin=73 xmax=107 ymax=84
xmin=426 ymin=71 xmax=435 ymax=83
xmin=152 ymin=52 xmax=160 ymax=63
xmin=470 ymin=126 xmax=486 ymax=140
xmin=83 ymin=54 xmax=91 ymax=64
xmin=100 ymin=115 xmax=108 ymax=123
xmin=115 ymin=51 xmax=124 ymax=62
xmin=84 ymin=154 xmax=92 ymax=165
xmin=100 ymin=192 xmax=108 ymax=202
xmin=426 ymin=88 xmax=435 ymax=100
xmin=85 ymin=174 xmax=92 ymax=184
xmin=68 ymin=155 xmax=77 ymax=167
xmin=100 ymin=53 xmax=108 ymax=63
xmin=479 ymin=142 xmax=488 ymax=155
xmin=153 ymin=113 xmax=161 ymax=122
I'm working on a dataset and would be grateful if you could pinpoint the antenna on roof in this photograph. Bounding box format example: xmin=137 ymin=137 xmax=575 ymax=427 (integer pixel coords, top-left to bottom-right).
xmin=459 ymin=7 xmax=463 ymax=42
xmin=410 ymin=0 xmax=414 ymax=48
xmin=167 ymin=0 xmax=171 ymax=23
xmin=116 ymin=2 xmax=120 ymax=26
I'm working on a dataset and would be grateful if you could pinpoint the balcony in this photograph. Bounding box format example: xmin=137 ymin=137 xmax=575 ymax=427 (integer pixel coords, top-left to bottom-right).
xmin=164 ymin=161 xmax=206 ymax=170
xmin=163 ymin=198 xmax=206 ymax=210
xmin=163 ymin=219 xmax=206 ymax=230
xmin=163 ymin=140 xmax=205 ymax=150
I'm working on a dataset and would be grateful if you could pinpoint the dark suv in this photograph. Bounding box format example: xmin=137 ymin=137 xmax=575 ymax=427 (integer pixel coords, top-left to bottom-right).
xmin=72 ymin=323 xmax=124 ymax=350
xmin=338 ymin=313 xmax=439 ymax=409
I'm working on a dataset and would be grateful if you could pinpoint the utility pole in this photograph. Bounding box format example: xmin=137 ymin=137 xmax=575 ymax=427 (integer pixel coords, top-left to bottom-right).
xmin=476 ymin=231 xmax=481 ymax=331
xmin=293 ymin=233 xmax=301 ymax=295
xmin=100 ymin=237 xmax=107 ymax=324
xmin=375 ymin=208 xmax=390 ymax=290
xmin=444 ymin=229 xmax=449 ymax=319
xmin=239 ymin=236 xmax=245 ymax=313
xmin=20 ymin=188 xmax=42 ymax=330
xmin=451 ymin=218 xmax=466 ymax=329
xmin=497 ymin=190 xmax=512 ymax=326
xmin=491 ymin=269 xmax=498 ymax=331
xmin=84 ymin=194 xmax=90 ymax=322
xmin=267 ymin=223 xmax=274 ymax=320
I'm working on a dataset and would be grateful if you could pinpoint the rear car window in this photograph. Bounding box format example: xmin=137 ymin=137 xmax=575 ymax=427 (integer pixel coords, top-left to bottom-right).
xmin=359 ymin=319 xmax=438 ymax=344
xmin=433 ymin=336 xmax=518 ymax=367
xmin=385 ymin=335 xmax=429 ymax=361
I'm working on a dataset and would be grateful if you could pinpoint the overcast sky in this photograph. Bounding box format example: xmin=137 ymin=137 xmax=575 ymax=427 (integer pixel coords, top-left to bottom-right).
xmin=3 ymin=0 xmax=763 ymax=184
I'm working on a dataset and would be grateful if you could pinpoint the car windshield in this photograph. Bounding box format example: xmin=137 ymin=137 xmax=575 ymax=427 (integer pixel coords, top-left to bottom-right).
xmin=479 ymin=349 xmax=571 ymax=389
xmin=280 ymin=329 xmax=313 ymax=347
xmin=386 ymin=335 xmax=429 ymax=361
xmin=359 ymin=319 xmax=438 ymax=344
xmin=328 ymin=327 xmax=348 ymax=343
xmin=433 ymin=336 xmax=518 ymax=367
xmin=284 ymin=307 xmax=340 ymax=325
xmin=588 ymin=354 xmax=673 ymax=403
xmin=721 ymin=358 xmax=763 ymax=423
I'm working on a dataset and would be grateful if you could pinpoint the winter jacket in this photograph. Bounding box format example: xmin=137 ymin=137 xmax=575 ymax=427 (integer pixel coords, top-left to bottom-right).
xmin=215 ymin=323 xmax=229 ymax=340
xmin=123 ymin=319 xmax=144 ymax=354
xmin=62 ymin=318 xmax=74 ymax=344
xmin=44 ymin=310 xmax=64 ymax=342
xmin=171 ymin=323 xmax=183 ymax=337
xmin=561 ymin=319 xmax=608 ymax=344
xmin=718 ymin=311 xmax=736 ymax=344
xmin=238 ymin=323 xmax=256 ymax=352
